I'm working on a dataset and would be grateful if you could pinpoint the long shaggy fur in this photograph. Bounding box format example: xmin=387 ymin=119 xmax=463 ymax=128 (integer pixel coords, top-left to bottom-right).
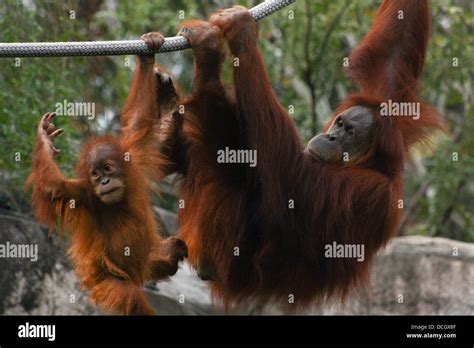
xmin=27 ymin=57 xmax=182 ymax=315
xmin=166 ymin=0 xmax=444 ymax=310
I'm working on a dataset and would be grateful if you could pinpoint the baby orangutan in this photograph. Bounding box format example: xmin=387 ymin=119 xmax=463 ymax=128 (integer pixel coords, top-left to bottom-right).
xmin=27 ymin=32 xmax=187 ymax=315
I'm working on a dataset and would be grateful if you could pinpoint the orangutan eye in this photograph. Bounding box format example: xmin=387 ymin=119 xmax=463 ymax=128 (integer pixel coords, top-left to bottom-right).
xmin=336 ymin=118 xmax=343 ymax=127
xmin=345 ymin=125 xmax=354 ymax=135
xmin=91 ymin=170 xmax=99 ymax=177
xmin=104 ymin=164 xmax=112 ymax=172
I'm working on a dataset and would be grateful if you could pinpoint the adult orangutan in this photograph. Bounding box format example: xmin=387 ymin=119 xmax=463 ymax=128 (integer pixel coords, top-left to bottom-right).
xmin=27 ymin=32 xmax=187 ymax=315
xmin=160 ymin=0 xmax=443 ymax=309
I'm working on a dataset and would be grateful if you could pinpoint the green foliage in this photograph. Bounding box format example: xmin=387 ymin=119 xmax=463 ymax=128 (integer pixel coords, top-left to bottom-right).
xmin=0 ymin=0 xmax=472 ymax=240
xmin=0 ymin=0 xmax=90 ymax=211
xmin=405 ymin=0 xmax=474 ymax=240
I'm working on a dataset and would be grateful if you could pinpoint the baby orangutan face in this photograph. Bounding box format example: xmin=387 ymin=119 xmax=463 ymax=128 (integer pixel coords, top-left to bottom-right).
xmin=88 ymin=143 xmax=126 ymax=205
xmin=307 ymin=106 xmax=375 ymax=164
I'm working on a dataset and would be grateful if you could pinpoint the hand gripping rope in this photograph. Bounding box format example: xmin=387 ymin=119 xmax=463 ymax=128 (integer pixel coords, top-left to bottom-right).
xmin=0 ymin=0 xmax=295 ymax=58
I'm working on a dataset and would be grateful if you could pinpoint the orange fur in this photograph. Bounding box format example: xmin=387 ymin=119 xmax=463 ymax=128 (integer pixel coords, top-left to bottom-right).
xmin=163 ymin=1 xmax=444 ymax=310
xmin=27 ymin=55 xmax=185 ymax=315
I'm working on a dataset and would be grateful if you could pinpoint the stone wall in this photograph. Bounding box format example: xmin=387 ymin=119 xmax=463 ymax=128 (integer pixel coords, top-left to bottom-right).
xmin=325 ymin=235 xmax=474 ymax=315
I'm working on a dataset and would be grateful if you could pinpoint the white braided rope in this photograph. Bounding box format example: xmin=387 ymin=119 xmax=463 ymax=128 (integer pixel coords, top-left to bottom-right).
xmin=0 ymin=0 xmax=295 ymax=58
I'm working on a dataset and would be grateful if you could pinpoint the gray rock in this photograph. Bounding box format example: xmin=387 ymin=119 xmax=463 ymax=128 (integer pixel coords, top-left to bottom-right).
xmin=0 ymin=209 xmax=98 ymax=315
xmin=324 ymin=235 xmax=474 ymax=315
xmin=0 ymin=209 xmax=218 ymax=315
xmin=154 ymin=206 xmax=180 ymax=237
